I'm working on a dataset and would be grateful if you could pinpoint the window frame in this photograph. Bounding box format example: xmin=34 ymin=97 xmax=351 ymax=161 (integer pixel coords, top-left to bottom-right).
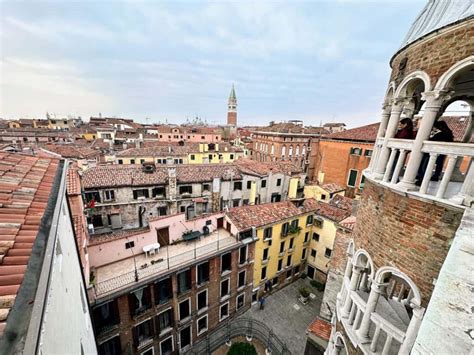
xmin=178 ymin=298 xmax=191 ymax=322
xmin=219 ymin=302 xmax=230 ymax=321
xmin=196 ymin=314 xmax=208 ymax=335
xmin=236 ymin=293 xmax=245 ymax=310
xmin=347 ymin=169 xmax=358 ymax=188
xmin=196 ymin=289 xmax=208 ymax=313
xmin=220 ymin=278 xmax=231 ymax=299
xmin=159 ymin=335 xmax=174 ymax=355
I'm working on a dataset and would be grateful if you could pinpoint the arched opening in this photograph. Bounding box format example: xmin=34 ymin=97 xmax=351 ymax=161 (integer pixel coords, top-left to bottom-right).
xmin=352 ymin=249 xmax=375 ymax=293
xmin=332 ymin=332 xmax=348 ymax=355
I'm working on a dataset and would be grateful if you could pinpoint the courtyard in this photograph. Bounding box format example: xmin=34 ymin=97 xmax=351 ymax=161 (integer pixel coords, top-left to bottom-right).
xmin=239 ymin=278 xmax=324 ymax=355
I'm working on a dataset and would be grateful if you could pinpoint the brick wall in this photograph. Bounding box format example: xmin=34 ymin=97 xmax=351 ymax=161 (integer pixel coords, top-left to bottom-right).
xmin=390 ymin=19 xmax=474 ymax=87
xmin=351 ymin=178 xmax=463 ymax=307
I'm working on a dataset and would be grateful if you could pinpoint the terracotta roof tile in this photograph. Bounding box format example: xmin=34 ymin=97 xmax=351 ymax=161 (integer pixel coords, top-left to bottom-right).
xmin=321 ymin=183 xmax=345 ymax=194
xmin=329 ymin=194 xmax=353 ymax=212
xmin=0 ymin=152 xmax=59 ymax=332
xmin=226 ymin=199 xmax=350 ymax=231
xmin=307 ymin=318 xmax=332 ymax=341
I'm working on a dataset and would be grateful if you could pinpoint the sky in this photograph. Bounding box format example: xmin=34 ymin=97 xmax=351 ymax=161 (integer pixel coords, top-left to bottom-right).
xmin=1 ymin=0 xmax=428 ymax=128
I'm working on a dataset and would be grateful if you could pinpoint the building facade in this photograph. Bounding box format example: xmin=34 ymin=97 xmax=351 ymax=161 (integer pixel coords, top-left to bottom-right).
xmin=325 ymin=3 xmax=474 ymax=354
xmin=88 ymin=213 xmax=256 ymax=355
xmin=82 ymin=159 xmax=305 ymax=232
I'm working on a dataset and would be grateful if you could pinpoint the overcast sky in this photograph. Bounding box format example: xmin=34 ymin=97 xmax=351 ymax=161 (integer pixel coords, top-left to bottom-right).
xmin=1 ymin=0 xmax=427 ymax=128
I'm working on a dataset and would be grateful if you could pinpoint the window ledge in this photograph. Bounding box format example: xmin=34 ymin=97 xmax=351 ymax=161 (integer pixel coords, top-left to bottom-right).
xmin=197 ymin=306 xmax=208 ymax=315
xmin=159 ymin=327 xmax=173 ymax=337
xmin=220 ymin=295 xmax=230 ymax=302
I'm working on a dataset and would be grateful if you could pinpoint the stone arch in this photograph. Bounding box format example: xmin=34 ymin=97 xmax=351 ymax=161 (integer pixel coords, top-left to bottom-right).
xmin=434 ymin=55 xmax=474 ymax=91
xmin=394 ymin=70 xmax=431 ymax=98
xmin=374 ymin=266 xmax=422 ymax=306
xmin=346 ymin=239 xmax=355 ymax=257
xmin=384 ymin=81 xmax=396 ymax=104
xmin=352 ymin=248 xmax=375 ymax=279
xmin=333 ymin=332 xmax=348 ymax=354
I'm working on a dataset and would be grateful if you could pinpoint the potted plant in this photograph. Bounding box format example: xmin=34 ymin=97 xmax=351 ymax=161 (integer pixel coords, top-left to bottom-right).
xmin=299 ymin=287 xmax=310 ymax=304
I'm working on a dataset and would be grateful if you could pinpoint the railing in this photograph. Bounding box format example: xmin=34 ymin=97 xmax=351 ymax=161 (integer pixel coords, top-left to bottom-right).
xmin=337 ymin=278 xmax=410 ymax=355
xmin=367 ymin=139 xmax=474 ymax=207
xmin=93 ymin=238 xmax=237 ymax=298
xmin=185 ymin=318 xmax=291 ymax=355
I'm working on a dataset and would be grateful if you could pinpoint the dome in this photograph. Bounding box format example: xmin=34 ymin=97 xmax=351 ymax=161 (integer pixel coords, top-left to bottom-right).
xmin=400 ymin=0 xmax=474 ymax=49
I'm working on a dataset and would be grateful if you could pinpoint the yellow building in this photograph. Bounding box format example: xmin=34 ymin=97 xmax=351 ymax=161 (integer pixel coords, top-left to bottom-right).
xmin=304 ymin=182 xmax=345 ymax=202
xmin=115 ymin=143 xmax=244 ymax=165
xmin=226 ymin=199 xmax=350 ymax=291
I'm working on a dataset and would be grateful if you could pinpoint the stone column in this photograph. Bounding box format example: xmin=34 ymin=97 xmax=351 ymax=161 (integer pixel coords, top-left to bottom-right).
xmin=356 ymin=281 xmax=384 ymax=342
xmin=399 ymin=305 xmax=425 ymax=354
xmin=436 ymin=155 xmax=457 ymax=198
xmin=419 ymin=153 xmax=438 ymax=194
xmin=398 ymin=90 xmax=451 ymax=190
xmin=373 ymin=101 xmax=404 ymax=179
xmin=341 ymin=266 xmax=362 ymax=317
xmin=450 ymin=158 xmax=474 ymax=206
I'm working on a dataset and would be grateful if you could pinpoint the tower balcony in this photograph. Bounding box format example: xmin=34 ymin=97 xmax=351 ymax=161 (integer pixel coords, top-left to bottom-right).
xmin=366 ymin=137 xmax=474 ymax=209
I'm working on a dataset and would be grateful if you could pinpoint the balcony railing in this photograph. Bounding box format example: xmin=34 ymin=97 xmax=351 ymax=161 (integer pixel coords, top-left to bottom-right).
xmin=185 ymin=317 xmax=290 ymax=355
xmin=367 ymin=139 xmax=474 ymax=208
xmin=336 ymin=272 xmax=423 ymax=355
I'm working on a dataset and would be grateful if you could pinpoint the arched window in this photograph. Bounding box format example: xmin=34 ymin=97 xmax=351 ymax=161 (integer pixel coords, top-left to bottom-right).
xmin=289 ymin=146 xmax=293 ymax=157
xmin=302 ymin=146 xmax=306 ymax=156
xmin=295 ymin=146 xmax=300 ymax=156
xmin=281 ymin=146 xmax=286 ymax=157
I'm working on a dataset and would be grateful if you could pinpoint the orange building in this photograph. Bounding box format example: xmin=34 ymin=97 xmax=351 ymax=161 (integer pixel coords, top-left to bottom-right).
xmin=311 ymin=123 xmax=378 ymax=197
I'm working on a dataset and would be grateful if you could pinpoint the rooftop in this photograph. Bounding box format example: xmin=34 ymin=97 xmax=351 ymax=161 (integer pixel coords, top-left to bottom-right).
xmin=116 ymin=142 xmax=242 ymax=157
xmin=93 ymin=228 xmax=238 ymax=298
xmin=329 ymin=194 xmax=354 ymax=212
xmin=226 ymin=199 xmax=350 ymax=231
xmin=320 ymin=183 xmax=346 ymax=194
xmin=307 ymin=318 xmax=332 ymax=341
xmin=252 ymin=123 xmax=329 ymax=135
xmin=0 ymin=152 xmax=60 ymax=335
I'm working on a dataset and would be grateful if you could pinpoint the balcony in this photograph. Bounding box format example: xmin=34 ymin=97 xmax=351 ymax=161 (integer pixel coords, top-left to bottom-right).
xmin=334 ymin=256 xmax=425 ymax=355
xmin=367 ymin=138 xmax=473 ymax=208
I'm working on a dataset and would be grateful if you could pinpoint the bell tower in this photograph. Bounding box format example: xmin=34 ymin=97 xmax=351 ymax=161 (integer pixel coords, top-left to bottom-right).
xmin=227 ymin=84 xmax=237 ymax=126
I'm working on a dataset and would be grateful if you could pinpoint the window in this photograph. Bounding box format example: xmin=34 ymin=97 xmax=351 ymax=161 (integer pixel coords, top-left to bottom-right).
xmin=278 ymin=259 xmax=283 ymax=271
xmin=98 ymin=335 xmax=121 ymax=355
xmin=321 ymin=194 xmax=327 ymax=201
xmin=179 ymin=298 xmax=191 ymax=321
xmin=177 ymin=270 xmax=191 ymax=294
xmin=287 ymin=255 xmax=292 ymax=267
xmin=130 ymin=159 xmax=135 ymax=165
xmin=314 ymin=217 xmax=324 ymax=228
xmin=85 ymin=191 xmax=101 ymax=203
xmin=276 ymin=178 xmax=282 ymax=186
xmin=350 ymin=147 xmax=362 ymax=156
xmin=180 ymin=205 xmax=186 ymax=213
xmin=197 ymin=262 xmax=209 ymax=285
xmin=118 ymin=159 xmax=124 ymax=165
xmin=263 ymin=248 xmax=269 ymax=261
xmin=133 ymin=189 xmax=149 ymax=199
xmin=125 ymin=241 xmax=135 ymax=249
xmin=280 ymin=241 xmax=285 ymax=254
xmin=290 ymin=219 xmax=299 ymax=230
xmin=155 ymin=277 xmax=172 ymax=304
xmin=311 ymin=249 xmax=317 ymax=258
xmin=230 ymin=154 xmax=234 ymax=159
xmin=140 ymin=159 xmax=145 ymax=164
xmin=360 ymin=175 xmax=366 ymax=189
xmin=152 ymin=187 xmax=165 ymax=197
xmin=347 ymin=169 xmax=358 ymax=187
xmin=220 ymin=279 xmax=230 ymax=298
xmin=133 ymin=318 xmax=153 ymax=348
xmin=325 ymin=248 xmax=332 ymax=258
xmin=202 ymin=183 xmax=211 ymax=192
xmin=261 ymin=180 xmax=267 ymax=188
xmin=312 ymin=233 xmax=320 ymax=242
xmin=156 ymin=308 xmax=173 ymax=333
xmin=221 ymin=252 xmax=232 ymax=274
xmin=160 ymin=336 xmax=173 ymax=355
xmin=246 ymin=181 xmax=252 ymax=189
xmin=157 ymin=206 xmax=167 ymax=216
xmin=179 ymin=325 xmax=192 ymax=350
xmin=197 ymin=315 xmax=208 ymax=335
xmin=306 ymin=215 xmax=313 ymax=225
xmin=104 ymin=190 xmax=115 ymax=201
xmin=261 ymin=266 xmax=267 ymax=280
xmin=364 ymin=149 xmax=373 ymax=157
xmin=197 ymin=289 xmax=208 ymax=311
xmin=238 ymin=270 xmax=246 ymax=288
xmin=233 ymin=199 xmax=240 ymax=207
xmin=220 ymin=302 xmax=229 ymax=321
xmin=289 ymin=238 xmax=295 ymax=250
xmin=190 ymin=154 xmax=195 ymax=160
xmin=179 ymin=185 xmax=193 ymax=195
xmin=233 ymin=181 xmax=242 ymax=191
xmin=129 ymin=287 xmax=151 ymax=317
xmin=302 ymin=248 xmax=307 ymax=259
xmin=208 ymin=154 xmax=213 ymax=161
xmin=239 ymin=245 xmax=247 ymax=265
xmin=304 ymin=232 xmax=310 ymax=243
xmin=281 ymin=222 xmax=289 ymax=237
xmin=243 ymin=199 xmax=249 ymax=205
xmin=263 ymin=227 xmax=272 ymax=240
xmin=236 ymin=293 xmax=245 ymax=310
xmin=93 ymin=300 xmax=119 ymax=334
